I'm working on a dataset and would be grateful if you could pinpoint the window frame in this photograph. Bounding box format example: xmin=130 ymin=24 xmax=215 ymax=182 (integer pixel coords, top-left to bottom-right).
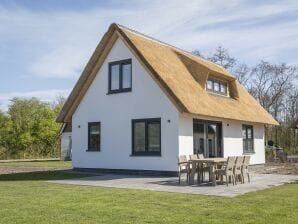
xmin=108 ymin=59 xmax=132 ymax=94
xmin=131 ymin=118 xmax=161 ymax=156
xmin=206 ymin=77 xmax=228 ymax=96
xmin=87 ymin=122 xmax=101 ymax=152
xmin=242 ymin=124 xmax=254 ymax=154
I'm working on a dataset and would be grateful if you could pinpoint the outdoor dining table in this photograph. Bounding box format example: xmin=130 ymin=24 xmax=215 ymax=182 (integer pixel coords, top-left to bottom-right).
xmin=189 ymin=158 xmax=227 ymax=186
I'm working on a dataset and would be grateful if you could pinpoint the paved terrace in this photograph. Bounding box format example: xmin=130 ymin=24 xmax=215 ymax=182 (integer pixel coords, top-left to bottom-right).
xmin=50 ymin=172 xmax=297 ymax=197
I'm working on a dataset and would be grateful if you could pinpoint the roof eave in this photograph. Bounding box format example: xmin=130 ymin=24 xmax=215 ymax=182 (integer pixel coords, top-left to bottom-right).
xmin=185 ymin=112 xmax=279 ymax=126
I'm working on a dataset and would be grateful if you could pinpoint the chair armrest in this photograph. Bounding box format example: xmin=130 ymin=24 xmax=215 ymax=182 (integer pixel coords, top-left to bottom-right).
xmin=215 ymin=164 xmax=226 ymax=171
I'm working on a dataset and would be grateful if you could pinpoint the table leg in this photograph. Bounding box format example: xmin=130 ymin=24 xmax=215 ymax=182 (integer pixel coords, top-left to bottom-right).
xmin=211 ymin=163 xmax=216 ymax=186
xmin=189 ymin=161 xmax=196 ymax=185
xmin=198 ymin=162 xmax=202 ymax=184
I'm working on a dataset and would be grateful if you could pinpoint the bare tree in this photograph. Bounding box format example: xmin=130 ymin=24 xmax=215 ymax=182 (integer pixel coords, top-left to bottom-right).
xmin=52 ymin=95 xmax=66 ymax=115
xmin=249 ymin=61 xmax=297 ymax=121
xmin=284 ymin=88 xmax=298 ymax=125
xmin=232 ymin=63 xmax=250 ymax=87
xmin=191 ymin=50 xmax=203 ymax=57
xmin=208 ymin=46 xmax=236 ymax=69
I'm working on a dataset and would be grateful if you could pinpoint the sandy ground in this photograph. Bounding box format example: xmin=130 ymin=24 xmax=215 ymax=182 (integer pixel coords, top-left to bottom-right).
xmin=0 ymin=164 xmax=68 ymax=175
xmin=256 ymin=162 xmax=298 ymax=175
xmin=0 ymin=161 xmax=70 ymax=175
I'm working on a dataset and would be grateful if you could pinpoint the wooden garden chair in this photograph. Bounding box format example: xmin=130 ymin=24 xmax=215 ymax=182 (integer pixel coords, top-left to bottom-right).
xmin=178 ymin=155 xmax=190 ymax=184
xmin=234 ymin=156 xmax=244 ymax=184
xmin=189 ymin=154 xmax=198 ymax=160
xmin=214 ymin=156 xmax=236 ymax=186
xmin=241 ymin=156 xmax=251 ymax=183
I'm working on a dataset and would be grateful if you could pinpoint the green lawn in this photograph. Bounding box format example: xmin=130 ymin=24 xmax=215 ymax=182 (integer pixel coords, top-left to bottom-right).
xmin=0 ymin=160 xmax=71 ymax=168
xmin=0 ymin=164 xmax=297 ymax=224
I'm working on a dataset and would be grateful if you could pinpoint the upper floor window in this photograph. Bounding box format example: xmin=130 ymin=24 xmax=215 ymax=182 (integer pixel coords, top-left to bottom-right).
xmin=108 ymin=59 xmax=132 ymax=94
xmin=206 ymin=77 xmax=228 ymax=96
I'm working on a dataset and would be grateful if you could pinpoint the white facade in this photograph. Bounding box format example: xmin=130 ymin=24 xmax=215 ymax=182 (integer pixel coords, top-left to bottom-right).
xmin=72 ymin=37 xmax=179 ymax=171
xmin=71 ymin=37 xmax=265 ymax=172
xmin=179 ymin=113 xmax=265 ymax=165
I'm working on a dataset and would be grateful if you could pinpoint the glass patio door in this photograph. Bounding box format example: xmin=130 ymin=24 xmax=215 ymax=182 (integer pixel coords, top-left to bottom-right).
xmin=193 ymin=119 xmax=223 ymax=158
xmin=193 ymin=121 xmax=205 ymax=155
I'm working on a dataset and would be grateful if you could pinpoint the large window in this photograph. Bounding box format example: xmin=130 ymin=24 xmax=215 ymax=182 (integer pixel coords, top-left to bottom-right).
xmin=108 ymin=59 xmax=132 ymax=93
xmin=88 ymin=122 xmax=101 ymax=151
xmin=132 ymin=118 xmax=161 ymax=156
xmin=206 ymin=77 xmax=228 ymax=95
xmin=242 ymin=125 xmax=254 ymax=153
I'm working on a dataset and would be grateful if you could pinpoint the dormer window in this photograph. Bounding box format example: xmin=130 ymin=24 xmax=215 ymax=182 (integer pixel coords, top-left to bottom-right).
xmin=206 ymin=77 xmax=228 ymax=96
xmin=108 ymin=59 xmax=132 ymax=94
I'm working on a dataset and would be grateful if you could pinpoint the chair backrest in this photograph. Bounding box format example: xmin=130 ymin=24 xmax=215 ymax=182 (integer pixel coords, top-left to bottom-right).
xmin=235 ymin=156 xmax=243 ymax=170
xmin=189 ymin=154 xmax=198 ymax=160
xmin=197 ymin=154 xmax=204 ymax=159
xmin=243 ymin=156 xmax=250 ymax=168
xmin=178 ymin=155 xmax=187 ymax=164
xmin=226 ymin=156 xmax=236 ymax=170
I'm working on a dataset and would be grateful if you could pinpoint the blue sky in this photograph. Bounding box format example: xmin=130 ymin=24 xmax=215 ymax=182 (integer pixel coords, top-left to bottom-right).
xmin=1 ymin=0 xmax=298 ymax=111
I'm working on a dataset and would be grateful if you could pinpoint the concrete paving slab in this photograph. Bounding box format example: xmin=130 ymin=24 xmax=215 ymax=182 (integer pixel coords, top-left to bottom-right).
xmin=49 ymin=173 xmax=297 ymax=197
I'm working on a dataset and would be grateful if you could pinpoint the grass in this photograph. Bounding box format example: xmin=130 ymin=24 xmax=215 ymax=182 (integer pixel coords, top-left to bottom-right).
xmin=0 ymin=160 xmax=71 ymax=168
xmin=0 ymin=163 xmax=297 ymax=224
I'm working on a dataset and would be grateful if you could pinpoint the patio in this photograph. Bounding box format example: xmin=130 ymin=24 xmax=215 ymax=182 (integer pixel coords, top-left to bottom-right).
xmin=50 ymin=172 xmax=297 ymax=197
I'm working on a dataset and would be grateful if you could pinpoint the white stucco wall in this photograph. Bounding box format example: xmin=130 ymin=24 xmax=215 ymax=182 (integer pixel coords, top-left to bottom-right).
xmin=179 ymin=113 xmax=265 ymax=165
xmin=72 ymin=37 xmax=179 ymax=171
xmin=178 ymin=114 xmax=194 ymax=156
xmin=222 ymin=120 xmax=265 ymax=164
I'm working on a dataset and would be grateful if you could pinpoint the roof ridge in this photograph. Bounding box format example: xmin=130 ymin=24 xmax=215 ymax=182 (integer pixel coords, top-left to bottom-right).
xmin=115 ymin=23 xmax=229 ymax=74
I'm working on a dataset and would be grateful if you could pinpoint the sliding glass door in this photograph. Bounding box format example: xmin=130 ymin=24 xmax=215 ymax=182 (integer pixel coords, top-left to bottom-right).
xmin=193 ymin=119 xmax=223 ymax=157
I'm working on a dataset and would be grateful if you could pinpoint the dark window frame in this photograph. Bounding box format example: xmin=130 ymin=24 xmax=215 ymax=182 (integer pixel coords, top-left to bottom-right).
xmin=87 ymin=122 xmax=101 ymax=152
xmin=193 ymin=119 xmax=223 ymax=158
xmin=206 ymin=77 xmax=228 ymax=96
xmin=242 ymin=124 xmax=254 ymax=154
xmin=108 ymin=59 xmax=132 ymax=94
xmin=131 ymin=118 xmax=161 ymax=156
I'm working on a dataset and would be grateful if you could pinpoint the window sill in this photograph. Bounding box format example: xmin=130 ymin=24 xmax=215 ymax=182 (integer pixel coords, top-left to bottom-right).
xmin=86 ymin=149 xmax=100 ymax=152
xmin=243 ymin=151 xmax=255 ymax=155
xmin=107 ymin=89 xmax=132 ymax=95
xmin=130 ymin=153 xmax=161 ymax=157
xmin=207 ymin=91 xmax=230 ymax=98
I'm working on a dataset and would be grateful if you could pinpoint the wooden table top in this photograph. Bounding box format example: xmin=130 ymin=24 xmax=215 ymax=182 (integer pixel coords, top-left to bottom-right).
xmin=189 ymin=158 xmax=227 ymax=163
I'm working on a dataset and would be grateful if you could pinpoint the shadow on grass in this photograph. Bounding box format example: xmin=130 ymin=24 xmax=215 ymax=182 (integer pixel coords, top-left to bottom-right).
xmin=0 ymin=170 xmax=90 ymax=181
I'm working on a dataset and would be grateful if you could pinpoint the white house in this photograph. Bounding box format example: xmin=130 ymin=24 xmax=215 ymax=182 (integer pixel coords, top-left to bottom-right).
xmin=57 ymin=23 xmax=278 ymax=174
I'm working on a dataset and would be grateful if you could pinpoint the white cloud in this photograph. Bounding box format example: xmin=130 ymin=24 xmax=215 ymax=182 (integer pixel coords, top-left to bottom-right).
xmin=28 ymin=46 xmax=88 ymax=78
xmin=0 ymin=89 xmax=71 ymax=111
xmin=1 ymin=0 xmax=298 ymax=80
xmin=0 ymin=0 xmax=297 ymax=82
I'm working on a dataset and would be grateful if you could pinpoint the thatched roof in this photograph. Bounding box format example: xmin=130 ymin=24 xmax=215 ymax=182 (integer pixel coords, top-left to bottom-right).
xmin=57 ymin=23 xmax=278 ymax=125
